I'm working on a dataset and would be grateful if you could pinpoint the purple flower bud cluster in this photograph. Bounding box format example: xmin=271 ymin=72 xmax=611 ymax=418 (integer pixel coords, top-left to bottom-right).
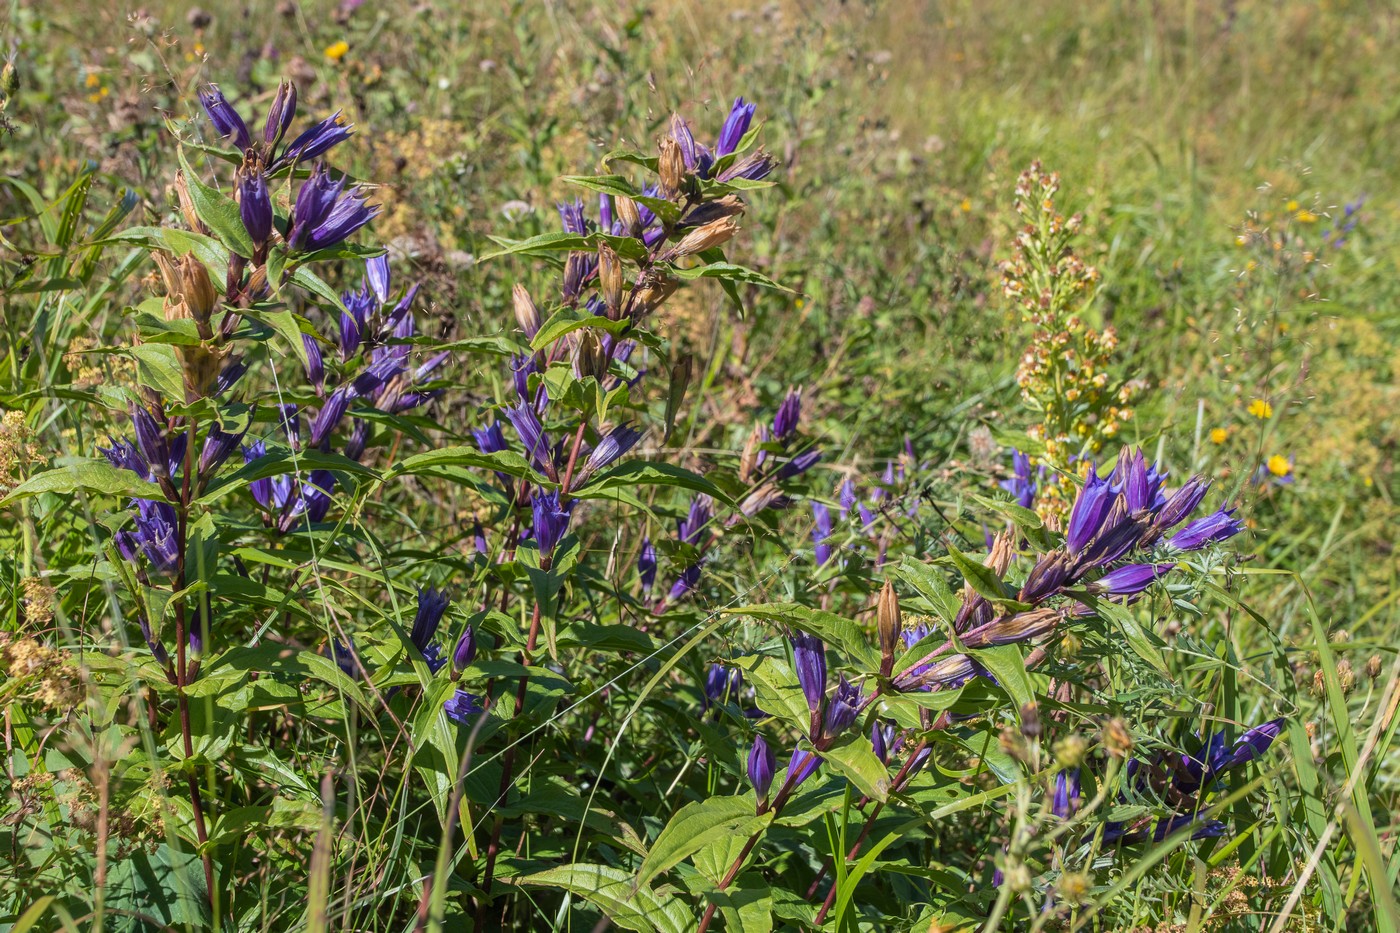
xmin=670 ymin=97 xmax=776 ymax=183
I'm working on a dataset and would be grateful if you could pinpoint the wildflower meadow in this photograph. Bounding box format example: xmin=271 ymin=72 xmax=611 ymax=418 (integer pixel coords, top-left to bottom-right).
xmin=2 ymin=1 xmax=1398 ymax=930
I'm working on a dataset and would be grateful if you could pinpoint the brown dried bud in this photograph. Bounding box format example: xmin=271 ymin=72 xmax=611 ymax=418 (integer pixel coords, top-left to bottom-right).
xmin=615 ymin=196 xmax=642 ymax=237
xmin=659 ymin=137 xmax=686 ymax=199
xmin=154 ymin=251 xmax=218 ymax=335
xmin=1367 ymin=654 xmax=1383 ymax=679
xmin=174 ymin=172 xmax=209 ymax=236
xmin=629 ymin=272 xmax=679 ymax=320
xmin=681 ymin=195 xmax=745 ymax=228
xmin=1102 ymin=718 xmax=1133 ymax=758
xmin=998 ymin=725 xmax=1028 ymax=762
xmin=1019 ymin=702 xmax=1041 ymax=739
xmin=985 ymin=532 xmax=1015 ymax=577
xmin=663 ymin=353 xmax=692 ymax=443
xmin=573 ymin=330 xmax=609 ymax=382
xmin=739 ymin=422 xmax=765 ymax=484
xmin=512 ymin=283 xmax=541 ymax=339
xmin=877 ymin=579 xmax=901 ymax=677
xmin=1337 ymin=658 xmax=1355 ymax=694
xmin=596 ymin=243 xmax=624 ymax=319
xmin=669 ymin=216 xmax=740 ymax=260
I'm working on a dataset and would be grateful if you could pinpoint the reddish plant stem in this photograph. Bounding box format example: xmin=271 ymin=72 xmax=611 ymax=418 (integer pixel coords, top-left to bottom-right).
xmin=172 ymin=415 xmax=215 ymax=901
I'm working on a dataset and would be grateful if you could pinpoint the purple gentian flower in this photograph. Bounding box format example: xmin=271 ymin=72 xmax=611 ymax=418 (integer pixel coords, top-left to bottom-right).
xmin=531 ymin=490 xmax=573 ymax=560
xmin=287 ymin=164 xmax=379 ymax=253
xmin=717 ymin=97 xmax=756 ymax=156
xmin=638 ymin=537 xmax=657 ymax=592
xmin=1088 ymin=562 xmax=1176 ymax=597
xmin=772 ymin=388 xmax=801 ymax=440
xmin=198 ymin=85 xmax=252 ymax=150
xmin=238 ymin=170 xmax=273 ymax=249
xmin=821 ymin=676 xmax=862 ymax=739
xmin=748 ymin=736 xmax=775 ymax=802
xmin=1169 ymin=506 xmax=1245 ymax=551
xmin=453 ymin=626 xmax=477 ymax=671
xmin=791 ymin=631 xmax=826 ymax=715
xmin=443 ymin=689 xmax=484 ymax=725
xmin=812 ymin=501 xmax=833 ymax=567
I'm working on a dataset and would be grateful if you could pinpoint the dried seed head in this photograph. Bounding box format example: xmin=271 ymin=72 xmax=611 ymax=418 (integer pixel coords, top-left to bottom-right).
xmin=670 ymin=216 xmax=740 ymax=259
xmin=985 ymin=531 xmax=1015 ymax=577
xmin=1019 ymin=702 xmax=1042 ymax=739
xmin=629 ymin=272 xmax=679 ymax=320
xmin=739 ymin=422 xmax=765 ymax=483
xmin=1002 ymin=859 xmax=1031 ymax=893
xmin=174 ymin=172 xmax=209 ymax=236
xmin=512 ymin=283 xmax=540 ymax=339
xmin=659 ymin=136 xmax=686 ymax=198
xmin=597 ymin=243 xmax=624 ymax=319
xmin=877 ymin=579 xmax=901 ymax=675
xmin=1366 ymin=654 xmax=1383 ymax=679
xmin=999 ymin=725 xmax=1028 ymax=762
xmin=1102 ymin=717 xmax=1133 ymax=758
xmin=154 ymin=251 xmax=218 ymax=334
xmin=615 ymin=196 xmax=642 ymax=237
xmin=573 ymin=330 xmax=609 ymax=382
xmin=1337 ymin=658 xmax=1356 ymax=694
xmin=1056 ymin=871 xmax=1091 ymax=903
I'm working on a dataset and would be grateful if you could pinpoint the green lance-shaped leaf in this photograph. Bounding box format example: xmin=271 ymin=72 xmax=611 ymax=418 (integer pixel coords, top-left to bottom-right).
xmin=1 ymin=459 xmax=165 ymax=506
xmin=178 ymin=147 xmax=255 ymax=259
xmin=635 ymin=796 xmax=773 ymax=890
xmin=515 ymin=864 xmax=693 ymax=933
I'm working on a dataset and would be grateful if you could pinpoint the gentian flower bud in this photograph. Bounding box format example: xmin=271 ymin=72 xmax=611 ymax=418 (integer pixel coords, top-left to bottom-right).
xmin=263 ymin=79 xmax=297 ymax=149
xmin=1066 ymin=467 xmax=1112 ymax=554
xmin=1019 ymin=550 xmax=1073 ymax=603
xmin=344 ymin=418 xmax=371 ymax=462
xmin=703 ymin=664 xmax=743 ymax=708
xmin=871 ymin=720 xmax=894 ymax=765
xmin=309 ymin=385 xmax=355 ymax=449
xmin=638 ymin=537 xmax=657 ymax=592
xmin=1168 ymin=506 xmax=1244 ymax=551
xmin=791 ymin=631 xmax=826 ymax=716
xmin=199 ymin=84 xmax=251 ymax=150
xmin=777 ymin=448 xmax=821 ymax=480
xmin=748 ymin=735 xmax=775 ymax=803
xmin=1153 ymin=475 xmax=1211 ymax=530
xmin=573 ymin=330 xmax=610 ymax=382
xmin=531 ymin=490 xmax=573 ymax=560
xmin=667 ymin=563 xmax=702 ymax=602
xmin=301 ymin=469 xmax=336 ymax=524
xmin=512 ymin=283 xmax=541 ymax=339
xmin=579 ymin=423 xmax=643 ymax=482
xmin=837 ymin=478 xmax=858 ymax=517
xmin=504 ymin=402 xmax=554 ymax=477
xmin=812 ymin=501 xmax=833 ymax=568
xmin=670 ymin=113 xmax=701 ymax=170
xmin=717 ymin=96 xmax=756 ymax=156
xmin=772 ymin=388 xmax=801 ymax=440
xmin=562 ymin=251 xmax=591 ymax=302
xmin=1000 ymin=450 xmax=1036 ymax=510
xmin=453 ymin=626 xmax=477 ymax=671
xmin=410 ymin=586 xmax=450 ymax=663
xmin=1051 ymin=768 xmax=1082 ymax=819
xmin=238 ymin=170 xmax=273 ymax=249
xmin=677 ymin=496 xmax=712 ymax=546
xmin=1087 ymin=562 xmax=1176 ymax=597
xmin=276 ymin=110 xmax=354 ymax=170
xmin=302 ymin=333 xmax=325 ymax=394
xmin=716 ymin=150 xmax=776 ymax=183
xmin=472 ymin=421 xmax=508 ymax=454
xmin=364 ymin=253 xmax=391 ymax=305
xmin=782 ymin=748 xmax=822 ymax=795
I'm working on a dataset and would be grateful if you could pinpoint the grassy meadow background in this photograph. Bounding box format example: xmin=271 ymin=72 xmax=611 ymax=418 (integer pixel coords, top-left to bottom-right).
xmin=3 ymin=0 xmax=1399 ymax=928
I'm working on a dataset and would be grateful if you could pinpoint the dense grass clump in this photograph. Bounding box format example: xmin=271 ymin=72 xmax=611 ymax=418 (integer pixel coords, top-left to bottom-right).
xmin=1 ymin=1 xmax=1396 ymax=930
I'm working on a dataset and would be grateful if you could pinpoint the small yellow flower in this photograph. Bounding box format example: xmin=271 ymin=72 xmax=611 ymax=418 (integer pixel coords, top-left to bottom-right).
xmin=1295 ymin=209 xmax=1317 ymax=223
xmin=1234 ymin=234 xmax=1247 ymax=246
xmin=1267 ymin=455 xmax=1291 ymax=477
xmin=1286 ymin=200 xmax=1299 ymax=212
xmin=324 ymin=41 xmax=350 ymax=62
xmin=84 ymin=73 xmax=101 ymax=88
xmin=959 ymin=198 xmax=972 ymax=213
xmin=1209 ymin=427 xmax=1228 ymax=444
xmin=1247 ymin=398 xmax=1273 ymax=419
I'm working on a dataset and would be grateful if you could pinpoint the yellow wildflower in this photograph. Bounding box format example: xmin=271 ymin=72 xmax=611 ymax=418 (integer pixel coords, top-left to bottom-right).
xmin=1295 ymin=210 xmax=1317 ymax=223
xmin=1286 ymin=200 xmax=1299 ymax=212
xmin=1209 ymin=427 xmax=1228 ymax=444
xmin=1267 ymin=455 xmax=1291 ymax=477
xmin=324 ymin=41 xmax=350 ymax=62
xmin=1247 ymin=398 xmax=1273 ymax=419
xmin=959 ymin=198 xmax=972 ymax=213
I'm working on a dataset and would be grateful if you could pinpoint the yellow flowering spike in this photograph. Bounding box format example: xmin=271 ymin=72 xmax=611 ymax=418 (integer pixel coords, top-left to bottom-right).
xmin=1267 ymin=455 xmax=1291 ymax=477
xmin=324 ymin=41 xmax=350 ymax=62
xmin=1209 ymin=427 xmax=1228 ymax=444
xmin=1247 ymin=398 xmax=1273 ymax=419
